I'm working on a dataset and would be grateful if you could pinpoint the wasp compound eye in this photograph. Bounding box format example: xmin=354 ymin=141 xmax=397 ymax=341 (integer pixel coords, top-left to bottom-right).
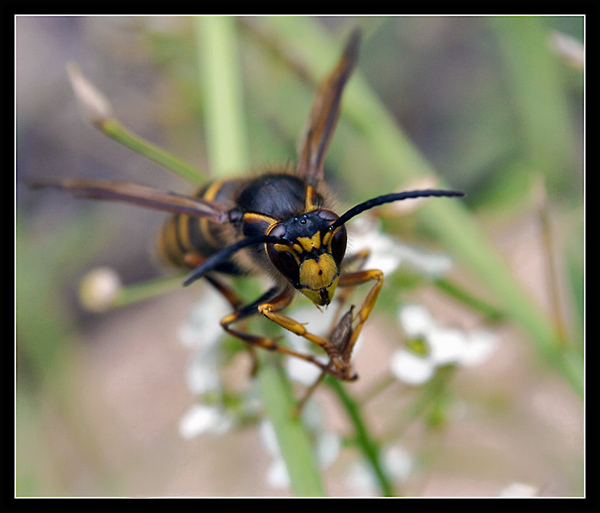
xmin=266 ymin=243 xmax=300 ymax=286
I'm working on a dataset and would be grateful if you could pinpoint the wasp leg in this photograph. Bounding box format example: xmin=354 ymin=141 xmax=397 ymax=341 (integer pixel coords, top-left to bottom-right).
xmin=201 ymin=273 xmax=264 ymax=374
xmin=328 ymin=248 xmax=371 ymax=326
xmin=183 ymin=253 xmax=261 ymax=372
xmin=184 ymin=252 xmax=245 ymax=310
xmin=337 ymin=268 xmax=384 ymax=360
xmin=298 ymin=249 xmax=370 ymax=382
xmin=293 ymin=305 xmax=356 ymax=415
xmin=219 ymin=287 xmax=355 ymax=380
xmin=294 ymin=253 xmax=377 ymax=414
xmin=203 ymin=274 xmax=244 ymax=310
xmin=258 ymin=289 xmax=358 ymax=381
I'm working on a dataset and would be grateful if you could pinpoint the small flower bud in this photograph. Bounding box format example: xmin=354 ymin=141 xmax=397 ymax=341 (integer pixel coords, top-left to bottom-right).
xmin=78 ymin=266 xmax=122 ymax=312
xmin=550 ymin=30 xmax=583 ymax=69
xmin=67 ymin=63 xmax=114 ymax=126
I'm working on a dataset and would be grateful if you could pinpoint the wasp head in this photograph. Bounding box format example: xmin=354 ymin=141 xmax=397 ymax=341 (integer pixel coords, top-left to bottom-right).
xmin=266 ymin=209 xmax=347 ymax=306
xmin=182 ymin=189 xmax=464 ymax=293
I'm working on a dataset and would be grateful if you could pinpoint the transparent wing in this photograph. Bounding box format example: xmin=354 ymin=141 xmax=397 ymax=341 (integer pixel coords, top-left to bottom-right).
xmin=29 ymin=178 xmax=230 ymax=223
xmin=296 ymin=30 xmax=361 ymax=186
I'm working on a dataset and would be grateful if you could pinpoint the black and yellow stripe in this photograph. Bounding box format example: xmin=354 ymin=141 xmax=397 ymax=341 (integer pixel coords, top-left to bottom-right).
xmin=156 ymin=178 xmax=242 ymax=271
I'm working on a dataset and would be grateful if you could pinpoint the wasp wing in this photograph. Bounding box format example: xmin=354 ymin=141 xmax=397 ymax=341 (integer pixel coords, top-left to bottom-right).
xmin=29 ymin=179 xmax=230 ymax=223
xmin=296 ymin=30 xmax=360 ymax=186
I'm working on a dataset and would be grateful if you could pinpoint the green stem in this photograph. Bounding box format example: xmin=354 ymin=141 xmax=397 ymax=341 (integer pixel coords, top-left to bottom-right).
xmin=112 ymin=275 xmax=183 ymax=308
xmin=192 ymin=15 xmax=326 ymax=497
xmin=434 ymin=277 xmax=505 ymax=323
xmin=386 ymin=366 xmax=455 ymax=441
xmin=100 ymin=118 xmax=204 ymax=185
xmin=328 ymin=379 xmax=396 ymax=497
xmin=193 ymin=16 xmax=249 ymax=177
xmin=257 ymin=357 xmax=326 ymax=497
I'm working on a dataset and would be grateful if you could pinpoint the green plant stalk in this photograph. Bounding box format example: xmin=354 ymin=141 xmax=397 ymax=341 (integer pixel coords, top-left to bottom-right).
xmin=488 ymin=16 xmax=577 ymax=179
xmin=433 ymin=277 xmax=505 ymax=323
xmin=328 ymin=378 xmax=396 ymax=497
xmin=112 ymin=275 xmax=184 ymax=308
xmin=259 ymin=17 xmax=583 ymax=397
xmin=100 ymin=118 xmax=204 ymax=185
xmin=257 ymin=357 xmax=326 ymax=497
xmin=194 ymin=16 xmax=249 ymax=178
xmin=386 ymin=366 xmax=456 ymax=441
xmin=192 ymin=15 xmax=326 ymax=497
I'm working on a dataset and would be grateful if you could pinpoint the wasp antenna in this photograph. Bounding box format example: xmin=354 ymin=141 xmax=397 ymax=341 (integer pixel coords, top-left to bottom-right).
xmin=330 ymin=189 xmax=465 ymax=230
xmin=183 ymin=235 xmax=288 ymax=287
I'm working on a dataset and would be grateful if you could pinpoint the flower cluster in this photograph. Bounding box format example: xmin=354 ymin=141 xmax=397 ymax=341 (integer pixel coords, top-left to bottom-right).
xmin=391 ymin=304 xmax=498 ymax=386
xmin=174 ymin=221 xmax=500 ymax=494
xmin=176 ymin=286 xmax=246 ymax=439
xmin=347 ymin=217 xmax=453 ymax=278
xmin=347 ymin=445 xmax=413 ymax=495
xmin=259 ymin=401 xmax=342 ymax=489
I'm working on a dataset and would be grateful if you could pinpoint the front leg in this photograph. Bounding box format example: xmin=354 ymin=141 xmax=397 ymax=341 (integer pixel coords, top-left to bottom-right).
xmin=337 ymin=268 xmax=384 ymax=360
xmin=258 ymin=288 xmax=357 ymax=381
xmin=219 ymin=286 xmax=356 ymax=381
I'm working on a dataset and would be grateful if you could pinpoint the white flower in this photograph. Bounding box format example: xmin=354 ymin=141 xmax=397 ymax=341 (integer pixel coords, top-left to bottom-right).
xmin=178 ymin=403 xmax=235 ymax=439
xmin=265 ymin=456 xmax=290 ymax=489
xmin=498 ymin=482 xmax=539 ymax=497
xmin=315 ymin=431 xmax=342 ymax=469
xmin=178 ymin=288 xmax=230 ymax=350
xmin=259 ymin=400 xmax=342 ymax=489
xmin=460 ymin=330 xmax=499 ymax=367
xmin=178 ymin=288 xmax=231 ymax=396
xmin=347 ymin=218 xmax=453 ymax=278
xmin=394 ymin=243 xmax=453 ymax=277
xmin=185 ymin=348 xmax=223 ymax=397
xmin=347 ymin=218 xmax=403 ymax=275
xmin=384 ymin=445 xmax=413 ymax=483
xmin=427 ymin=326 xmax=469 ymax=366
xmin=390 ymin=350 xmax=435 ymax=386
xmin=347 ymin=444 xmax=413 ymax=496
xmin=259 ymin=421 xmax=290 ymax=489
xmin=391 ymin=304 xmax=498 ymax=385
xmin=398 ymin=303 xmax=435 ymax=337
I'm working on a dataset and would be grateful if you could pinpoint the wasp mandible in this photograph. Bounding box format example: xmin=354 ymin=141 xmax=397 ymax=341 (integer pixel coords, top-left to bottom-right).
xmin=31 ymin=30 xmax=464 ymax=381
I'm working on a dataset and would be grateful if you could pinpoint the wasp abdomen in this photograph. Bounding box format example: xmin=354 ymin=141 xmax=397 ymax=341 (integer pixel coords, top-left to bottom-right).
xmin=156 ymin=178 xmax=243 ymax=273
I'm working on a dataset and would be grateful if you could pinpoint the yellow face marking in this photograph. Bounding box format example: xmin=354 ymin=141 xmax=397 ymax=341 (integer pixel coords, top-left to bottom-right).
xmin=322 ymin=227 xmax=335 ymax=248
xmin=300 ymin=275 xmax=339 ymax=306
xmin=273 ymin=243 xmax=301 ymax=264
xmin=274 ymin=243 xmax=293 ymax=253
xmin=298 ymin=253 xmax=340 ymax=306
xmin=296 ymin=232 xmax=322 ymax=253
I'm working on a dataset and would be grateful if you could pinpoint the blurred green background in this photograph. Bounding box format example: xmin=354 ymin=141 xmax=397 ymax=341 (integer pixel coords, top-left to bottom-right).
xmin=16 ymin=16 xmax=583 ymax=497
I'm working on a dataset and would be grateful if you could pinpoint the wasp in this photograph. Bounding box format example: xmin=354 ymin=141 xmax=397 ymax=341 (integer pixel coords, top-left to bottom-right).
xmin=31 ymin=30 xmax=463 ymax=382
